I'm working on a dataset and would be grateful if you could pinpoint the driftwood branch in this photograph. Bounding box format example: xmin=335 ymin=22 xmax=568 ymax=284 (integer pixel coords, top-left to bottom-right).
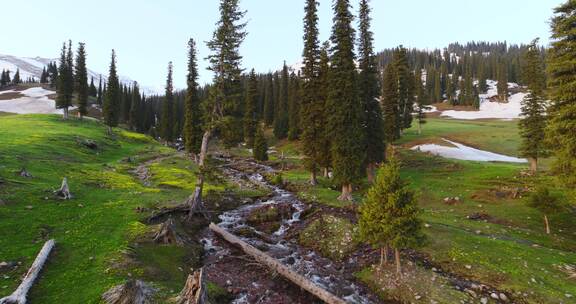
xmin=209 ymin=223 xmax=346 ymax=304
xmin=101 ymin=280 xmax=154 ymax=304
xmin=0 ymin=239 xmax=55 ymax=304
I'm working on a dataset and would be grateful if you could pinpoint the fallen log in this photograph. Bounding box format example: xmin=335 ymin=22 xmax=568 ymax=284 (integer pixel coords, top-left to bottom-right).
xmin=209 ymin=223 xmax=347 ymax=304
xmin=0 ymin=240 xmax=55 ymax=304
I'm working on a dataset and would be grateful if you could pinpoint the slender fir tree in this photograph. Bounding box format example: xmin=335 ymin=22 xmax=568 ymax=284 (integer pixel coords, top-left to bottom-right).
xmin=394 ymin=46 xmax=412 ymax=132
xmin=75 ymin=42 xmax=89 ymax=119
xmin=183 ymin=38 xmax=203 ymax=158
xmin=327 ymin=0 xmax=365 ymax=201
xmin=97 ymin=75 xmax=103 ymax=106
xmin=244 ymin=69 xmax=258 ymax=148
xmin=186 ymin=0 xmax=247 ymax=219
xmin=274 ymin=62 xmax=289 ymax=139
xmin=253 ymin=126 xmax=269 ymax=161
xmin=56 ymin=41 xmax=74 ymax=119
xmin=129 ymin=82 xmax=141 ymax=131
xmin=358 ymin=0 xmax=384 ymax=183
xmin=263 ymin=74 xmax=275 ymax=126
xmin=103 ymin=50 xmax=121 ymax=133
xmin=519 ymin=39 xmax=549 ymax=173
xmin=547 ymin=0 xmax=576 ymax=187
xmin=318 ymin=42 xmax=333 ymax=177
xmin=287 ymin=71 xmax=301 ymax=140
xmin=160 ymin=62 xmax=174 ymax=143
xmin=12 ymin=69 xmax=21 ymax=84
xmin=497 ymin=61 xmax=508 ymax=102
xmin=382 ymin=65 xmax=399 ymax=143
xmin=89 ymin=77 xmax=97 ymax=97
xmin=300 ymin=0 xmax=323 ymax=184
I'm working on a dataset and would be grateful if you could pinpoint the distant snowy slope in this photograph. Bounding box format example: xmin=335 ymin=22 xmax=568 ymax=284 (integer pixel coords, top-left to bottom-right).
xmin=0 ymin=54 xmax=161 ymax=95
xmin=441 ymin=80 xmax=527 ymax=120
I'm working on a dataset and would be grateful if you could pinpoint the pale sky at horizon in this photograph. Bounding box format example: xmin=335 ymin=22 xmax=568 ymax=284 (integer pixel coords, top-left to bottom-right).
xmin=0 ymin=0 xmax=564 ymax=91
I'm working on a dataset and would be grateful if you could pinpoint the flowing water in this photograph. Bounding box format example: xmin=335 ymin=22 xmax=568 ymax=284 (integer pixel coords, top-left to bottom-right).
xmin=201 ymin=156 xmax=377 ymax=304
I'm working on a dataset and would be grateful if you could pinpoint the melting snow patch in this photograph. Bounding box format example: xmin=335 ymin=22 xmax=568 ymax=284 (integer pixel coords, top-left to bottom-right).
xmin=412 ymin=139 xmax=527 ymax=163
xmin=0 ymin=87 xmax=68 ymax=114
xmin=441 ymin=80 xmax=527 ymax=120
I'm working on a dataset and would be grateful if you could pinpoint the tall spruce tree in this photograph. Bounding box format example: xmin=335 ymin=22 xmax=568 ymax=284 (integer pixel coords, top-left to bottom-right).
xmin=244 ymin=69 xmax=258 ymax=148
xmin=183 ymin=38 xmax=203 ymax=158
xmin=186 ymin=0 xmax=247 ymax=219
xmin=274 ymin=62 xmax=289 ymax=139
xmin=253 ymin=126 xmax=269 ymax=161
xmin=103 ymin=50 xmax=120 ymax=133
xmin=129 ymin=82 xmax=141 ymax=131
xmin=497 ymin=61 xmax=508 ymax=101
xmin=327 ymin=0 xmax=365 ymax=201
xmin=97 ymin=75 xmax=103 ymax=106
xmin=358 ymin=0 xmax=384 ymax=183
xmin=12 ymin=69 xmax=21 ymax=84
xmin=382 ymin=64 xmax=399 ymax=143
xmin=547 ymin=0 xmax=576 ymax=187
xmin=519 ymin=39 xmax=549 ymax=173
xmin=56 ymin=41 xmax=74 ymax=119
xmin=160 ymin=62 xmax=174 ymax=143
xmin=394 ymin=46 xmax=413 ymax=132
xmin=287 ymin=71 xmax=301 ymax=140
xmin=263 ymin=74 xmax=275 ymax=126
xmin=75 ymin=42 xmax=88 ymax=119
xmin=300 ymin=0 xmax=323 ymax=184
xmin=318 ymin=42 xmax=333 ymax=177
xmin=89 ymin=77 xmax=97 ymax=97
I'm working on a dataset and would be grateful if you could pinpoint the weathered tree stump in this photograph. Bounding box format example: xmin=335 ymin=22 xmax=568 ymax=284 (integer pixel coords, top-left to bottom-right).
xmin=54 ymin=177 xmax=72 ymax=200
xmin=153 ymin=218 xmax=185 ymax=246
xmin=174 ymin=269 xmax=206 ymax=304
xmin=18 ymin=168 xmax=32 ymax=178
xmin=101 ymin=280 xmax=155 ymax=304
xmin=0 ymin=240 xmax=55 ymax=304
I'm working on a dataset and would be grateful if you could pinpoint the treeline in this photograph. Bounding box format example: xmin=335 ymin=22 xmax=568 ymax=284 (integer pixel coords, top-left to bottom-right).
xmin=0 ymin=68 xmax=36 ymax=87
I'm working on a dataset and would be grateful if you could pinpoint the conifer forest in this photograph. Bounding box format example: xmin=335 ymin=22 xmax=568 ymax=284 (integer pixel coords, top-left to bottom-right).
xmin=1 ymin=1 xmax=575 ymax=303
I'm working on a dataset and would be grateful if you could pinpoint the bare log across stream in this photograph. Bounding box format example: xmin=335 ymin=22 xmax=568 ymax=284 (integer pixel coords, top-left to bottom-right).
xmin=209 ymin=223 xmax=347 ymax=304
xmin=0 ymin=240 xmax=55 ymax=304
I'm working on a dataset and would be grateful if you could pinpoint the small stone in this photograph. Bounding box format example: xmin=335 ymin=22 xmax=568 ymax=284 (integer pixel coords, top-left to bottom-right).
xmin=0 ymin=262 xmax=7 ymax=267
xmin=490 ymin=292 xmax=499 ymax=299
xmin=226 ymin=280 xmax=232 ymax=286
xmin=465 ymin=265 xmax=472 ymax=269
xmin=475 ymin=230 xmax=482 ymax=234
xmin=431 ymin=267 xmax=438 ymax=272
xmin=566 ymin=294 xmax=573 ymax=298
xmin=25 ymin=205 xmax=33 ymax=210
xmin=480 ymin=297 xmax=488 ymax=304
xmin=499 ymin=293 xmax=508 ymax=301
xmin=414 ymin=294 xmax=421 ymax=300
xmin=88 ymin=256 xmax=94 ymax=261
xmin=78 ymin=204 xmax=84 ymax=208
xmin=424 ymin=223 xmax=431 ymax=228
xmin=44 ymin=197 xmax=49 ymax=200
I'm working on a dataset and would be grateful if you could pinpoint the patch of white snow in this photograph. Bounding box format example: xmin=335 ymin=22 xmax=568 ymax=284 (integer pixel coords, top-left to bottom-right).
xmin=411 ymin=139 xmax=527 ymax=163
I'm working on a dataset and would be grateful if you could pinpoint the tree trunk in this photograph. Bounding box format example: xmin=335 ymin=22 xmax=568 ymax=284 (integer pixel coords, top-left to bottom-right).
xmin=323 ymin=168 xmax=330 ymax=178
xmin=529 ymin=157 xmax=538 ymax=174
xmin=544 ymin=214 xmax=550 ymax=235
xmin=367 ymin=163 xmax=375 ymax=183
xmin=379 ymin=248 xmax=385 ymax=268
xmin=384 ymin=246 xmax=389 ymax=265
xmin=0 ymin=240 xmax=55 ymax=304
xmin=63 ymin=107 xmax=69 ymax=120
xmin=337 ymin=184 xmax=353 ymax=201
xmin=186 ymin=130 xmax=211 ymax=221
xmin=395 ymin=248 xmax=401 ymax=274
xmin=417 ymin=121 xmax=422 ymax=135
xmin=310 ymin=171 xmax=318 ymax=186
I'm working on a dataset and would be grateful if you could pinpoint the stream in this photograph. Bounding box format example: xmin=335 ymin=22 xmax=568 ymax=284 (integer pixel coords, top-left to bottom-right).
xmin=200 ymin=156 xmax=380 ymax=304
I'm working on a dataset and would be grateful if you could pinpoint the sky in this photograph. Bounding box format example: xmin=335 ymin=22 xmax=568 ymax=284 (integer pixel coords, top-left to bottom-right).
xmin=0 ymin=0 xmax=564 ymax=91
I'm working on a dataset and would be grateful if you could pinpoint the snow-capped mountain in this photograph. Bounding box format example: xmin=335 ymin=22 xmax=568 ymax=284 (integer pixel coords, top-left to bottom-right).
xmin=0 ymin=54 xmax=161 ymax=95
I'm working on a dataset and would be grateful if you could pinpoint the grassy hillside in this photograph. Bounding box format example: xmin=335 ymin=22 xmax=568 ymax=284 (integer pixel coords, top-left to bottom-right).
xmin=0 ymin=114 xmax=226 ymax=303
xmin=249 ymin=118 xmax=576 ymax=303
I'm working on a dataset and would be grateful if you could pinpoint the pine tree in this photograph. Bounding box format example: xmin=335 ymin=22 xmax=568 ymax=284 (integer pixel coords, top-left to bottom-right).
xmin=89 ymin=77 xmax=97 ymax=97
xmin=56 ymin=41 xmax=74 ymax=119
xmin=97 ymin=75 xmax=103 ymax=106
xmin=183 ymin=38 xmax=203 ymax=157
xmin=287 ymin=71 xmax=301 ymax=140
xmin=263 ymin=74 xmax=275 ymax=125
xmin=253 ymin=126 xmax=269 ymax=161
xmin=318 ymin=42 xmax=333 ymax=177
xmin=103 ymin=50 xmax=121 ymax=133
xmin=382 ymin=64 xmax=399 ymax=143
xmin=186 ymin=0 xmax=247 ymax=219
xmin=244 ymin=69 xmax=258 ymax=147
xmin=327 ymin=0 xmax=365 ymax=201
xmin=394 ymin=46 xmax=414 ymax=131
xmin=40 ymin=67 xmax=48 ymax=84
xmin=358 ymin=158 xmax=425 ymax=273
xmin=75 ymin=42 xmax=89 ymax=119
xmin=300 ymin=0 xmax=323 ymax=184
xmin=48 ymin=62 xmax=58 ymax=88
xmin=358 ymin=0 xmax=384 ymax=183
xmin=129 ymin=82 xmax=141 ymax=131
xmin=160 ymin=62 xmax=174 ymax=143
xmin=519 ymin=39 xmax=549 ymax=173
xmin=497 ymin=61 xmax=508 ymax=101
xmin=274 ymin=63 xmax=290 ymax=139
xmin=547 ymin=0 xmax=576 ymax=187
xmin=12 ymin=68 xmax=21 ymax=84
